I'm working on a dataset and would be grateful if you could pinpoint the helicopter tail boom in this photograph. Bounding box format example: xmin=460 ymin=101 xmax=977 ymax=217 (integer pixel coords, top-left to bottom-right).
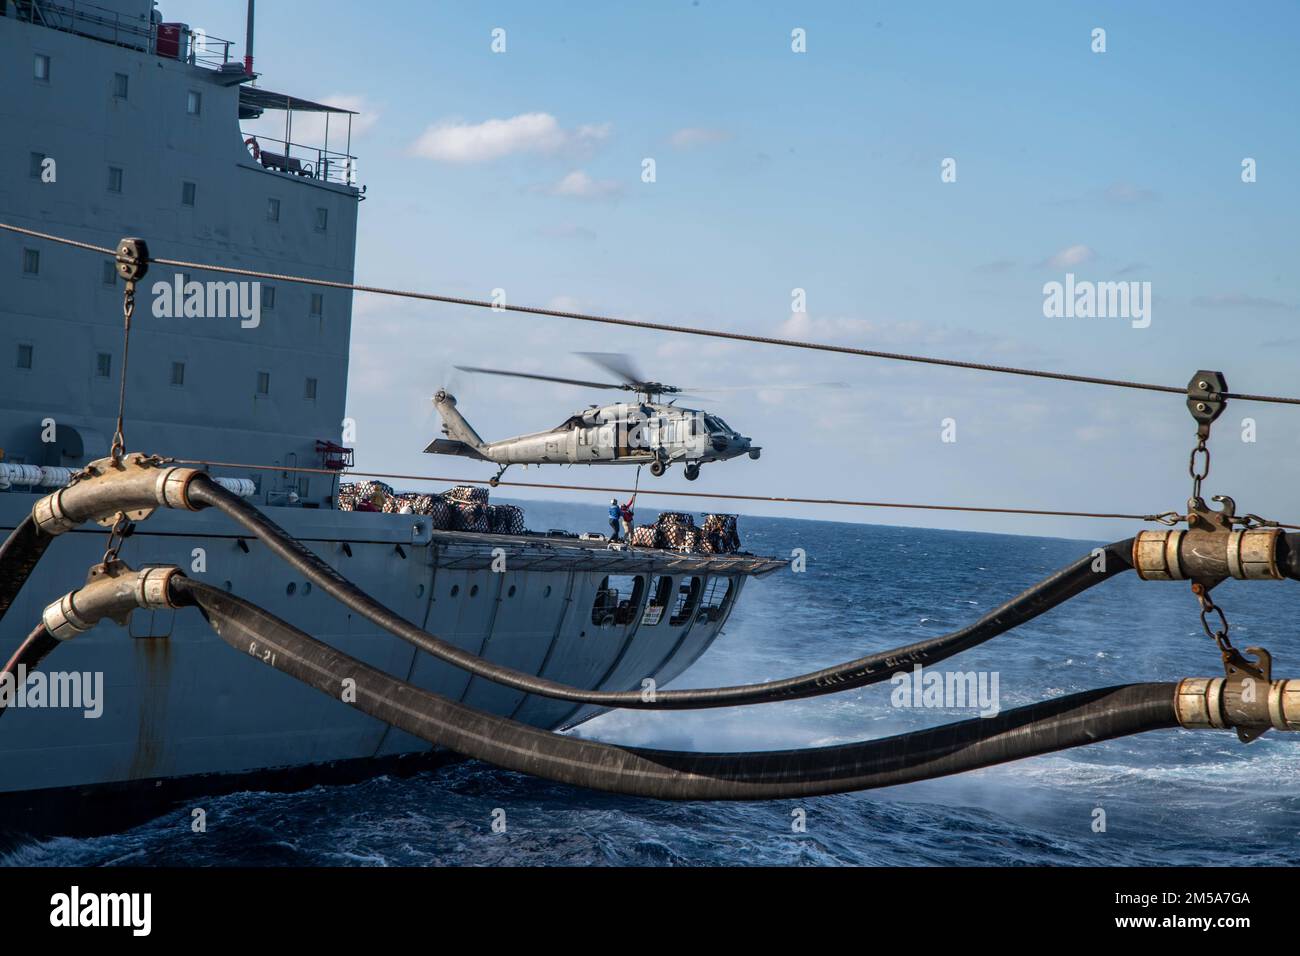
xmin=429 ymin=390 xmax=490 ymax=458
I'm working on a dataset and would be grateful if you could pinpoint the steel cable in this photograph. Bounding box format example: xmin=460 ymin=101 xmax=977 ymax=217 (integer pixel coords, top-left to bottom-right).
xmin=3 ymin=219 xmax=1299 ymax=406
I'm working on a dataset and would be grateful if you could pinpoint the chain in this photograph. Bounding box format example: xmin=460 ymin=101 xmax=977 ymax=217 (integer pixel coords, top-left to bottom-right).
xmin=1190 ymin=581 xmax=1236 ymax=657
xmin=101 ymin=512 xmax=130 ymax=565
xmin=109 ymin=279 xmax=136 ymax=465
xmin=1188 ymin=435 xmax=1210 ymax=502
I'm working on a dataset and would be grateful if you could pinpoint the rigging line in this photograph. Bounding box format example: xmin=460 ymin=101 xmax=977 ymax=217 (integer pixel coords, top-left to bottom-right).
xmin=176 ymin=457 xmax=1160 ymax=522
xmin=0 ymin=221 xmax=116 ymax=256
xmin=4 ymin=218 xmax=1299 ymax=408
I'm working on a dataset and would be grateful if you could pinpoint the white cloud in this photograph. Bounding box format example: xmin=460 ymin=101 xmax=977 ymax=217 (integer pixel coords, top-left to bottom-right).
xmin=1043 ymin=244 xmax=1095 ymax=269
xmin=409 ymin=113 xmax=611 ymax=163
xmin=549 ymin=169 xmax=624 ymax=200
xmin=669 ymin=127 xmax=732 ymax=149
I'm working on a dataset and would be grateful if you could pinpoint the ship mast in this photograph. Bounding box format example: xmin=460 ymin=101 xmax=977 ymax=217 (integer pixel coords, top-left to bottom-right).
xmin=243 ymin=0 xmax=255 ymax=75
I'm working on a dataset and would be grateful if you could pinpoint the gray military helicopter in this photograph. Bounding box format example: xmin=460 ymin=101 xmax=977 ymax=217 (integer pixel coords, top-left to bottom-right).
xmin=425 ymin=353 xmax=835 ymax=485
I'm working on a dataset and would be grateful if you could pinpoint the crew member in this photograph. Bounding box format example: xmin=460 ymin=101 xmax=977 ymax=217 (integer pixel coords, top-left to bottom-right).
xmin=607 ymin=498 xmax=621 ymax=541
xmin=356 ymin=488 xmax=386 ymax=512
xmin=620 ymin=496 xmax=636 ymax=544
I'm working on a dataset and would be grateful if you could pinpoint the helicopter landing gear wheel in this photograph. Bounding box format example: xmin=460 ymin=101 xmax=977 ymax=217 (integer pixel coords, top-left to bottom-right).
xmin=489 ymin=477 xmax=500 ymax=487
xmin=683 ymin=464 xmax=700 ymax=481
xmin=649 ymin=461 xmax=666 ymax=478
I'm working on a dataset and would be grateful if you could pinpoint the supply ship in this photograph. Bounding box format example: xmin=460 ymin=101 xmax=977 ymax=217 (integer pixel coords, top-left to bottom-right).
xmin=0 ymin=0 xmax=781 ymax=827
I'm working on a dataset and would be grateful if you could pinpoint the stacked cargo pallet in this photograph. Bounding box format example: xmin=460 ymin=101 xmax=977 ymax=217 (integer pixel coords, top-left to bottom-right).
xmin=656 ymin=512 xmax=699 ymax=553
xmin=336 ymin=482 xmax=510 ymax=535
xmin=630 ymin=512 xmax=743 ymax=554
xmin=488 ymin=503 xmax=526 ymax=535
xmin=630 ymin=524 xmax=659 ymax=548
xmin=701 ymin=513 xmax=742 ymax=554
xmin=445 ymin=485 xmax=490 ymax=532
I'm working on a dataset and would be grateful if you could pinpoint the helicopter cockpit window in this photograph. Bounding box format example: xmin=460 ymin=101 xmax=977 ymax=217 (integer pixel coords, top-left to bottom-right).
xmin=704 ymin=415 xmax=729 ymax=434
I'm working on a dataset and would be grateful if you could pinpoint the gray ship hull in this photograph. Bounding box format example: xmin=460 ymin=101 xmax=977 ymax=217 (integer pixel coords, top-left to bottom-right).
xmin=0 ymin=493 xmax=774 ymax=798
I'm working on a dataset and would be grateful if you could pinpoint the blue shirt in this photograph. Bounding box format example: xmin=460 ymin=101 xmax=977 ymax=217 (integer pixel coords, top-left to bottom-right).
xmin=609 ymin=505 xmax=621 ymax=520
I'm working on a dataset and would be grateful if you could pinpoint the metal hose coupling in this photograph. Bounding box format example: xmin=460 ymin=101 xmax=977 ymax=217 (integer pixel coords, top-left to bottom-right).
xmin=1134 ymin=527 xmax=1283 ymax=584
xmin=1175 ymin=671 xmax=1300 ymax=738
xmin=41 ymin=561 xmax=183 ymax=641
xmin=31 ymin=452 xmax=204 ymax=536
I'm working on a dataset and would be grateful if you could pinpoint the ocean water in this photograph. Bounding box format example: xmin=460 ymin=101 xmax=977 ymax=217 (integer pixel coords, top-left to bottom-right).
xmin=5 ymin=507 xmax=1300 ymax=867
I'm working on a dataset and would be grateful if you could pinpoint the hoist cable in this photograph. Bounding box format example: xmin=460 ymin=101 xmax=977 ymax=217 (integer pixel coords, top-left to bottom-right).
xmin=172 ymin=575 xmax=1181 ymax=800
xmin=3 ymin=219 xmax=1299 ymax=407
xmin=187 ymin=476 xmax=1135 ymax=709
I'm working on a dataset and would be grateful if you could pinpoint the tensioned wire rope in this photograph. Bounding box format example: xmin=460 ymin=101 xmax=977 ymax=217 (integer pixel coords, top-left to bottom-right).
xmin=5 ymin=218 xmax=1300 ymax=530
xmin=4 ymin=219 xmax=1300 ymax=407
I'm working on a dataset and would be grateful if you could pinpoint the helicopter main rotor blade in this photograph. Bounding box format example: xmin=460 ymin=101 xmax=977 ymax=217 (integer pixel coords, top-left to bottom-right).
xmin=680 ymin=381 xmax=849 ymax=393
xmin=454 ymin=365 xmax=623 ymax=390
xmin=576 ymin=352 xmax=650 ymax=389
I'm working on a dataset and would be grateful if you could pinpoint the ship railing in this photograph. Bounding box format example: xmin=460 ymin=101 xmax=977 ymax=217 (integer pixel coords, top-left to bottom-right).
xmin=21 ymin=0 xmax=236 ymax=68
xmin=243 ymin=133 xmax=359 ymax=187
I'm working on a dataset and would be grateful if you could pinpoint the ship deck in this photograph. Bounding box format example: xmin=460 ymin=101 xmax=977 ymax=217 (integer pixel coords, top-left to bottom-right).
xmin=425 ymin=529 xmax=786 ymax=576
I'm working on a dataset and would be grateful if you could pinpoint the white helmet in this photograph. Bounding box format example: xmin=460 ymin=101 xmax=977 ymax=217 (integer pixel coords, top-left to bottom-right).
xmin=611 ymin=498 xmax=618 ymax=505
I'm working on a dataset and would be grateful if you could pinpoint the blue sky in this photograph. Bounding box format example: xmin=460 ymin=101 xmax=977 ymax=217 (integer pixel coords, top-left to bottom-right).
xmin=167 ymin=1 xmax=1300 ymax=538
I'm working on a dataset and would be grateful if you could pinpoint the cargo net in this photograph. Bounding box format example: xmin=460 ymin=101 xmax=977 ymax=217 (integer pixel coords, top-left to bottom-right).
xmin=634 ymin=512 xmax=743 ymax=554
xmin=337 ymin=481 xmax=525 ymax=535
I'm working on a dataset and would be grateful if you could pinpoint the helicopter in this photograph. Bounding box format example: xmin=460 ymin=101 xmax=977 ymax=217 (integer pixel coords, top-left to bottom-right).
xmin=424 ymin=353 xmax=839 ymax=485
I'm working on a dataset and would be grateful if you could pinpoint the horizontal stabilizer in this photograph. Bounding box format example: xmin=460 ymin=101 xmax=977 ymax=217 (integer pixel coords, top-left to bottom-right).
xmin=424 ymin=438 xmax=490 ymax=461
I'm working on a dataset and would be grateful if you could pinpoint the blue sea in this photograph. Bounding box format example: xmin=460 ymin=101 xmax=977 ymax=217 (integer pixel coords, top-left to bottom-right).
xmin=5 ymin=505 xmax=1299 ymax=866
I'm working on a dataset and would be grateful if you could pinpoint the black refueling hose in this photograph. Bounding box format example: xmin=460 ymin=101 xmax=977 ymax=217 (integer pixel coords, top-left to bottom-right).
xmin=186 ymin=476 xmax=1133 ymax=710
xmin=171 ymin=576 xmax=1179 ymax=800
xmin=1282 ymin=533 xmax=1300 ymax=581
xmin=0 ymin=517 xmax=52 ymax=625
xmin=0 ymin=624 xmax=59 ymax=721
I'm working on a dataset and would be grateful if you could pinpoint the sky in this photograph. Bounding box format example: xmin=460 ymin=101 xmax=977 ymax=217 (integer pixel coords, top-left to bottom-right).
xmin=165 ymin=0 xmax=1300 ymax=539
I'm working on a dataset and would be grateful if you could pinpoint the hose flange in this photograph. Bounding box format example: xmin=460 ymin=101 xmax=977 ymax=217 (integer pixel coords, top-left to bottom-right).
xmin=41 ymin=562 xmax=183 ymax=641
xmin=1134 ymin=527 xmax=1283 ymax=583
xmin=1176 ymin=674 xmax=1300 ymax=735
xmin=31 ymin=452 xmax=203 ymax=537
